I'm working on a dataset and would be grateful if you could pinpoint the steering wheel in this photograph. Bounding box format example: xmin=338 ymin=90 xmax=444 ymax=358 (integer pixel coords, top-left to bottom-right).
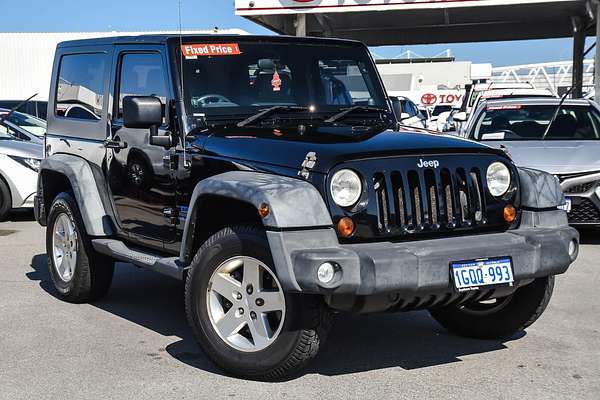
xmin=194 ymin=94 xmax=234 ymax=106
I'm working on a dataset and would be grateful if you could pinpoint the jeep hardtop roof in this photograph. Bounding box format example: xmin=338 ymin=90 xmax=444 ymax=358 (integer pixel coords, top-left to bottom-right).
xmin=56 ymin=34 xmax=364 ymax=49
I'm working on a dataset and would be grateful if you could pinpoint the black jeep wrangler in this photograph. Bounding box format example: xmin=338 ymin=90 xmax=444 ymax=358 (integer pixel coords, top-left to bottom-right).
xmin=35 ymin=34 xmax=579 ymax=380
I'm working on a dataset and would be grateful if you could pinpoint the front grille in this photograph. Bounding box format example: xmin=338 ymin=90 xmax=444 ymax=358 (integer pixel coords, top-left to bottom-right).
xmin=373 ymin=167 xmax=486 ymax=233
xmin=329 ymin=154 xmax=513 ymax=240
xmin=565 ymin=181 xmax=598 ymax=194
xmin=569 ymin=199 xmax=600 ymax=223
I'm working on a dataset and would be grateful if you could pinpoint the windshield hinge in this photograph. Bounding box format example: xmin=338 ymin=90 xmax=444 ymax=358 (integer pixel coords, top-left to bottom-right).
xmin=298 ymin=152 xmax=317 ymax=180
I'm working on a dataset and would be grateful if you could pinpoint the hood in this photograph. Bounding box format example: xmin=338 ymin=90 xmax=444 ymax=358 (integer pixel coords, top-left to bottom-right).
xmin=484 ymin=140 xmax=600 ymax=175
xmin=0 ymin=138 xmax=43 ymax=158
xmin=199 ymin=126 xmax=505 ymax=173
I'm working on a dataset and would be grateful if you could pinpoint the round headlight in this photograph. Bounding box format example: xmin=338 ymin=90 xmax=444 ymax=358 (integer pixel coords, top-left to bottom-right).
xmin=487 ymin=162 xmax=511 ymax=197
xmin=330 ymin=169 xmax=362 ymax=207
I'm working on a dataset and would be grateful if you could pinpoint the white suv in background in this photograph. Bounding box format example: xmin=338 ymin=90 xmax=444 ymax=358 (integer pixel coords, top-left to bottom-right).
xmin=0 ymin=133 xmax=42 ymax=220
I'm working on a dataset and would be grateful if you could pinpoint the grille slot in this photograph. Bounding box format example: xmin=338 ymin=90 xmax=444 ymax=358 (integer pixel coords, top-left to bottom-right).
xmin=565 ymin=181 xmax=598 ymax=194
xmin=375 ymin=167 xmax=488 ymax=234
xmin=569 ymin=199 xmax=600 ymax=223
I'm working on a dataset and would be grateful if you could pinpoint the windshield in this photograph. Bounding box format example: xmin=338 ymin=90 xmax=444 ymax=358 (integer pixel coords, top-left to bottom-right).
xmin=180 ymin=41 xmax=388 ymax=123
xmin=471 ymin=104 xmax=600 ymax=141
xmin=0 ymin=111 xmax=46 ymax=136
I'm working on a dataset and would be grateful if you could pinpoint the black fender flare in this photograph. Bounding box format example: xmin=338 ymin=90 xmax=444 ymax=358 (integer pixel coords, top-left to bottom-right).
xmin=39 ymin=154 xmax=115 ymax=236
xmin=179 ymin=171 xmax=333 ymax=265
xmin=517 ymin=167 xmax=565 ymax=209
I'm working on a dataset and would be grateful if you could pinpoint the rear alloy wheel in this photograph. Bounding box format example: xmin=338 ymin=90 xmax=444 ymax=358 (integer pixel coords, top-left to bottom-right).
xmin=185 ymin=225 xmax=329 ymax=380
xmin=429 ymin=276 xmax=555 ymax=339
xmin=51 ymin=213 xmax=78 ymax=283
xmin=46 ymin=192 xmax=114 ymax=303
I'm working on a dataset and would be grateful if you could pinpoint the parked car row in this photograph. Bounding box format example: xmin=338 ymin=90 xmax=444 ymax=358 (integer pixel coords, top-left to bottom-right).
xmin=0 ymin=129 xmax=42 ymax=221
xmin=462 ymin=97 xmax=600 ymax=227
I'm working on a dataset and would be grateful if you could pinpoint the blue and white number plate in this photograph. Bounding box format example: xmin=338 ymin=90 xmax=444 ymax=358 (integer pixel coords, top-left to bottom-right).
xmin=451 ymin=257 xmax=514 ymax=291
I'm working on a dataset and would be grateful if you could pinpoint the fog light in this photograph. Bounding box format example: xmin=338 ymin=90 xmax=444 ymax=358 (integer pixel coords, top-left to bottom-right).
xmin=503 ymin=205 xmax=517 ymax=223
xmin=317 ymin=262 xmax=336 ymax=284
xmin=568 ymin=239 xmax=578 ymax=259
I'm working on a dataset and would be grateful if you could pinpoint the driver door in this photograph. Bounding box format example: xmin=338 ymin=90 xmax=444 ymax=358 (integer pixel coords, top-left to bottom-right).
xmin=105 ymin=46 xmax=177 ymax=249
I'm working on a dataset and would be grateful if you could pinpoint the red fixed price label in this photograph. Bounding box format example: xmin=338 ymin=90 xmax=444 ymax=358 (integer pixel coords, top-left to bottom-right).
xmin=181 ymin=43 xmax=241 ymax=58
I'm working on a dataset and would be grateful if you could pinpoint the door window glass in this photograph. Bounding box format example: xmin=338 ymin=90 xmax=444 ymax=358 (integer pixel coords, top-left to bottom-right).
xmin=55 ymin=53 xmax=106 ymax=120
xmin=117 ymin=53 xmax=168 ymax=119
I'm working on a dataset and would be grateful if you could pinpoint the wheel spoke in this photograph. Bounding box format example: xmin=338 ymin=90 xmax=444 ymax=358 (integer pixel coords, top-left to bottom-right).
xmin=210 ymin=273 xmax=242 ymax=299
xmin=257 ymin=291 xmax=285 ymax=313
xmin=248 ymin=314 xmax=271 ymax=348
xmin=215 ymin=308 xmax=245 ymax=338
xmin=206 ymin=256 xmax=286 ymax=352
xmin=242 ymin=259 xmax=261 ymax=290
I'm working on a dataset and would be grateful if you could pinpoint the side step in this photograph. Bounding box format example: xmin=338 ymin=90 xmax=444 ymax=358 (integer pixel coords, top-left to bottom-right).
xmin=91 ymin=239 xmax=185 ymax=280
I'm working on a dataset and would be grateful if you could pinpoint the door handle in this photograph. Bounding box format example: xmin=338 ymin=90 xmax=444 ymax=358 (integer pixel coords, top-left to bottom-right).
xmin=104 ymin=139 xmax=128 ymax=149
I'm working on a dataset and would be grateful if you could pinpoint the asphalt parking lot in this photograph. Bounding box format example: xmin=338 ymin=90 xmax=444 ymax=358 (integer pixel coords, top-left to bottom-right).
xmin=0 ymin=211 xmax=598 ymax=400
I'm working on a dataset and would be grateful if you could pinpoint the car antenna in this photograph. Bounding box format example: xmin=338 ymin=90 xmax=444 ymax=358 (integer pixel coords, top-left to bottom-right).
xmin=0 ymin=93 xmax=37 ymax=124
xmin=541 ymin=41 xmax=595 ymax=140
xmin=177 ymin=0 xmax=192 ymax=167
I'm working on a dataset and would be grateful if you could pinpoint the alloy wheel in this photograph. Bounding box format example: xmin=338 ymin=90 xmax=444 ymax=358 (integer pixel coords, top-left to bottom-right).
xmin=206 ymin=256 xmax=286 ymax=352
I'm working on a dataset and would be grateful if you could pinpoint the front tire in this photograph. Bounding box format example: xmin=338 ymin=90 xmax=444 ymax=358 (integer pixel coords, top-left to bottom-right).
xmin=0 ymin=178 xmax=12 ymax=221
xmin=46 ymin=192 xmax=114 ymax=303
xmin=185 ymin=225 xmax=329 ymax=380
xmin=429 ymin=276 xmax=555 ymax=339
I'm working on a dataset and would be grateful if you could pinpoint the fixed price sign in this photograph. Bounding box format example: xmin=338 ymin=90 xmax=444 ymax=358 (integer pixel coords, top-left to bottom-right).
xmin=181 ymin=43 xmax=241 ymax=59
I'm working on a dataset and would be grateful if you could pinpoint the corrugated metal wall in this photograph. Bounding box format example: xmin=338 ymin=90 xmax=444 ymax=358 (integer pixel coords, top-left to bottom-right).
xmin=0 ymin=30 xmax=247 ymax=102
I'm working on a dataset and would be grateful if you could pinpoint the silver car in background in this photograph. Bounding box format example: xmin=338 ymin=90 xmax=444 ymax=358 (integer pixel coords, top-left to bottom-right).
xmin=464 ymin=97 xmax=600 ymax=228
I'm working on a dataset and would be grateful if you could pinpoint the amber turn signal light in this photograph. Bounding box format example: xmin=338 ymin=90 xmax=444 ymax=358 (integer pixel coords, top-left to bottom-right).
xmin=503 ymin=205 xmax=517 ymax=223
xmin=258 ymin=203 xmax=270 ymax=218
xmin=337 ymin=217 xmax=355 ymax=238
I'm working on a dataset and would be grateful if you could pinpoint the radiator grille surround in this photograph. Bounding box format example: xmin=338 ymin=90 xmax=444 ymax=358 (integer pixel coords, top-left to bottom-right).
xmin=328 ymin=154 xmax=516 ymax=241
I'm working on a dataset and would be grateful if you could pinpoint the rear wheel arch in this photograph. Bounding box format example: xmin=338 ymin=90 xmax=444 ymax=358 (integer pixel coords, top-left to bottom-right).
xmin=40 ymin=169 xmax=73 ymax=213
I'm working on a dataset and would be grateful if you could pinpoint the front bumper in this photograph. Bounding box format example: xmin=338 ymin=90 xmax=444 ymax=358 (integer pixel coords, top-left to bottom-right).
xmin=267 ymin=210 xmax=579 ymax=296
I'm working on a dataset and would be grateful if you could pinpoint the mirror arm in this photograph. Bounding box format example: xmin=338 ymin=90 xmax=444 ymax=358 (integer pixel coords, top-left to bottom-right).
xmin=149 ymin=125 xmax=173 ymax=148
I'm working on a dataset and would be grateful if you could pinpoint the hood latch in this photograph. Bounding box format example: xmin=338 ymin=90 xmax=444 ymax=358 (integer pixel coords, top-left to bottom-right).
xmin=298 ymin=152 xmax=317 ymax=179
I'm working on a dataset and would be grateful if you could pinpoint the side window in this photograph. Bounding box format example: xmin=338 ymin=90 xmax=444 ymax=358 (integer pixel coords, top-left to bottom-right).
xmin=55 ymin=53 xmax=106 ymax=120
xmin=117 ymin=53 xmax=168 ymax=119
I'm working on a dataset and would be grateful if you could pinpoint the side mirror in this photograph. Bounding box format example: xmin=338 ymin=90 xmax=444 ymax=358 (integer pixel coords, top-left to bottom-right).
xmin=123 ymin=96 xmax=163 ymax=128
xmin=123 ymin=96 xmax=172 ymax=148
xmin=452 ymin=111 xmax=467 ymax=122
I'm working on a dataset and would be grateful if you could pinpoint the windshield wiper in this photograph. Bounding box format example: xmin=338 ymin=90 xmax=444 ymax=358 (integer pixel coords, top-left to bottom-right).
xmin=324 ymin=106 xmax=389 ymax=124
xmin=541 ymin=88 xmax=573 ymax=140
xmin=237 ymin=105 xmax=309 ymax=128
xmin=0 ymin=93 xmax=38 ymax=124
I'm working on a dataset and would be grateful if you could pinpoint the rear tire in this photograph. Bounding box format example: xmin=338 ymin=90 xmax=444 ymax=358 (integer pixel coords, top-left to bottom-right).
xmin=185 ymin=225 xmax=329 ymax=381
xmin=429 ymin=276 xmax=554 ymax=340
xmin=0 ymin=178 xmax=11 ymax=221
xmin=46 ymin=192 xmax=114 ymax=303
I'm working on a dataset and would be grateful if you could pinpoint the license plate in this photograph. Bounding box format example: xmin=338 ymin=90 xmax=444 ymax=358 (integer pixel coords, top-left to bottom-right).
xmin=558 ymin=197 xmax=572 ymax=213
xmin=451 ymin=257 xmax=514 ymax=291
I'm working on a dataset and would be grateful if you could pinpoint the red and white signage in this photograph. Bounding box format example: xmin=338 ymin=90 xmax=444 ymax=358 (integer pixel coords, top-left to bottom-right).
xmin=181 ymin=43 xmax=241 ymax=58
xmin=236 ymin=0 xmax=558 ymax=16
